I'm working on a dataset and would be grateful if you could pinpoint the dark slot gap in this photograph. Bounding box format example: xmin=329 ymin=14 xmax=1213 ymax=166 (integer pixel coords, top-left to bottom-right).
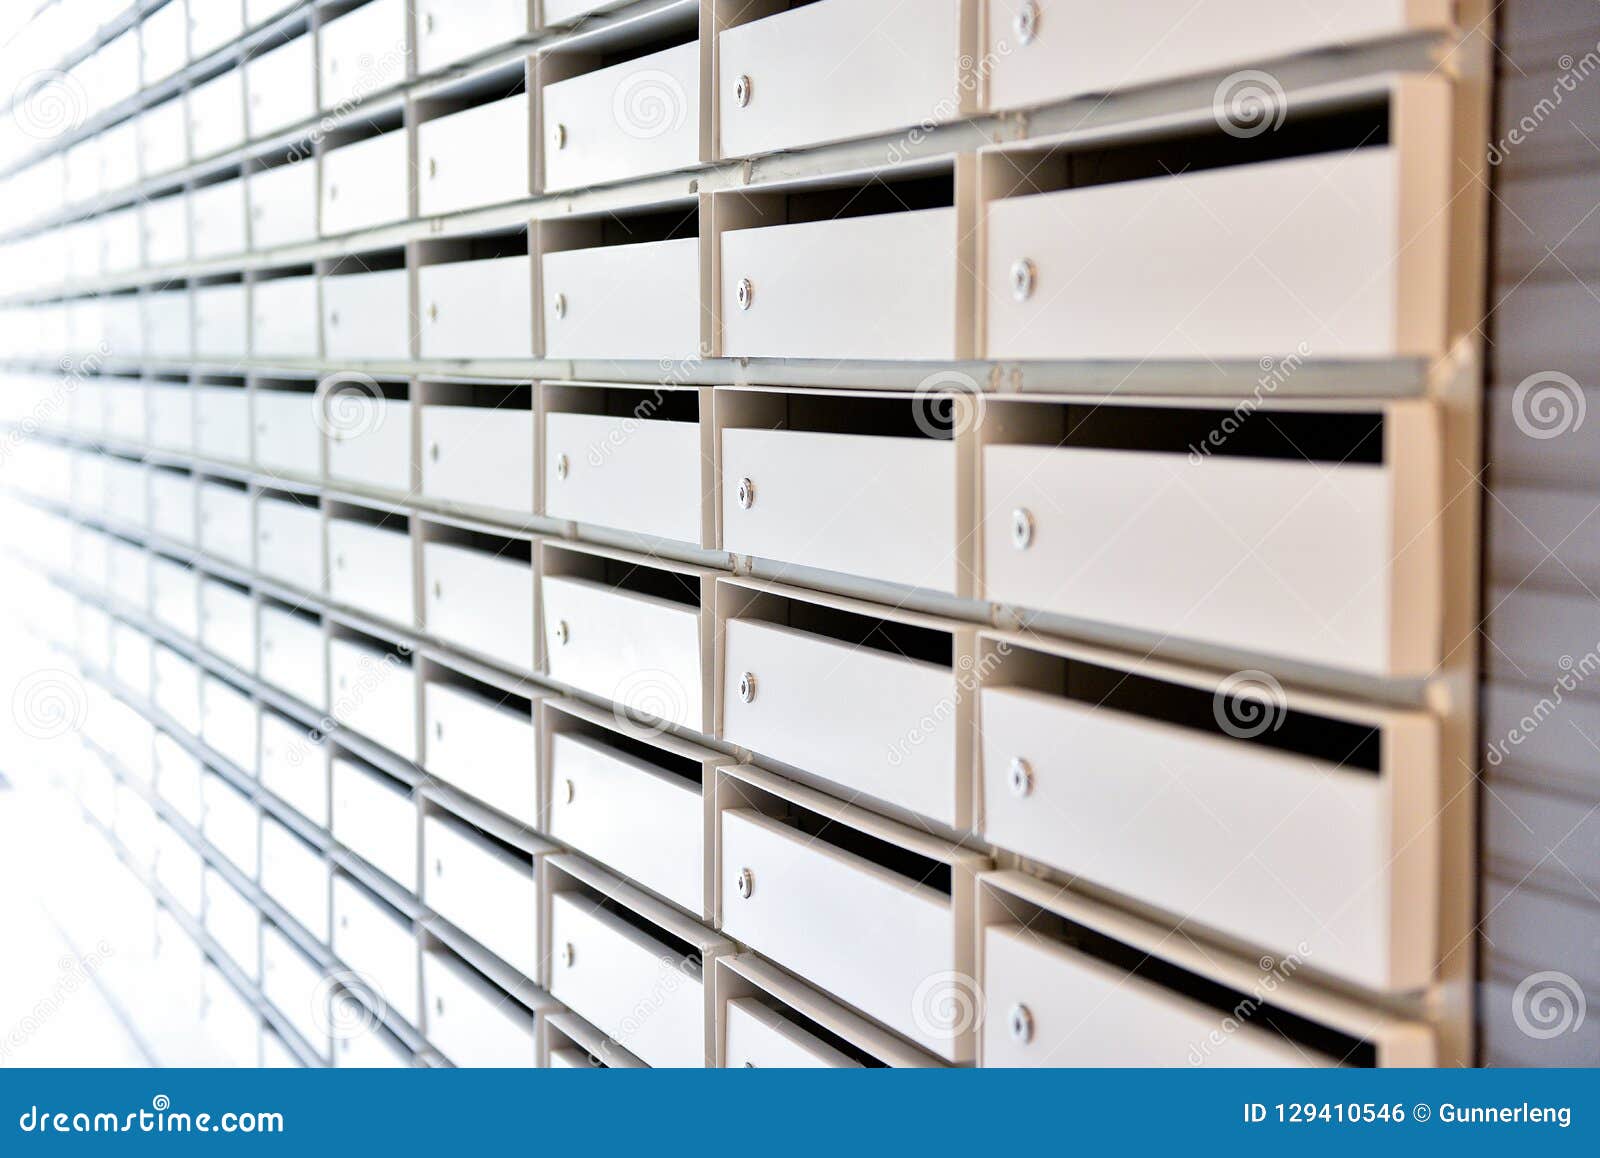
xmin=745 ymin=992 xmax=887 ymax=1068
xmin=1044 ymin=912 xmax=1375 ymax=1066
xmin=585 ymin=386 xmax=698 ymax=424
xmin=571 ymin=555 xmax=699 ymax=609
xmin=589 ymin=891 xmax=702 ymax=971
xmin=1038 ymin=656 xmax=1383 ymax=773
xmin=571 ymin=725 xmax=701 ymax=788
xmin=1060 ymin=105 xmax=1391 ymax=190
xmin=779 ymin=172 xmax=952 ymax=225
xmin=782 ymin=600 xmax=951 ymax=667
xmin=788 ymin=806 xmax=952 ymax=896
xmin=594 ymin=205 xmax=699 ymax=246
xmin=773 ymin=393 xmax=960 ymax=441
xmin=1056 ymin=405 xmax=1384 ymax=466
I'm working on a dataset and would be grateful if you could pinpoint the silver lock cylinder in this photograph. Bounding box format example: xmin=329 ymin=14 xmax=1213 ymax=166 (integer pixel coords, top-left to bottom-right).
xmin=554 ymin=619 xmax=570 ymax=646
xmin=561 ymin=942 xmax=576 ymax=968
xmin=736 ymin=477 xmax=755 ymax=509
xmin=1009 ymin=1003 xmax=1034 ymax=1043
xmin=1010 ymin=508 xmax=1035 ymax=550
xmin=734 ymin=74 xmax=752 ymax=107
xmin=738 ymin=671 xmax=757 ymax=703
xmin=1009 ymin=756 xmax=1034 ymax=797
xmin=1010 ymin=258 xmax=1036 ymax=302
xmin=551 ymin=122 xmax=567 ymax=150
xmin=555 ymin=453 xmax=570 ymax=480
xmin=552 ymin=292 xmax=566 ymax=319
xmin=1014 ymin=1 xmax=1040 ymax=45
xmin=736 ymin=277 xmax=753 ymax=310
xmin=735 ymin=868 xmax=754 ymax=898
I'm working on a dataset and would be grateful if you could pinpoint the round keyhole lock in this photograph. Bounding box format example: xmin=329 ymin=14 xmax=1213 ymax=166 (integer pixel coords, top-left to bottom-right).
xmin=736 ymin=477 xmax=755 ymax=509
xmin=425 ymin=12 xmax=435 ymax=33
xmin=428 ymin=302 xmax=439 ymax=323
xmin=735 ymin=868 xmax=754 ymax=899
xmin=429 ymin=441 xmax=440 ymax=463
xmin=1010 ymin=507 xmax=1035 ymax=550
xmin=552 ymin=292 xmax=567 ymax=319
xmin=328 ymin=183 xmax=338 ymax=201
xmin=433 ymin=579 xmax=443 ymax=600
xmin=554 ymin=619 xmax=570 ymax=646
xmin=1010 ymin=258 xmax=1036 ymax=302
xmin=555 ymin=453 xmax=569 ymax=480
xmin=1014 ymin=1 xmax=1040 ymax=44
xmin=434 ymin=857 xmax=444 ymax=878
xmin=735 ymin=277 xmax=753 ymax=311
xmin=733 ymin=74 xmax=753 ymax=108
xmin=435 ymin=720 xmax=444 ymax=742
xmin=427 ymin=157 xmax=437 ymax=179
xmin=435 ymin=995 xmax=444 ymax=1017
xmin=561 ymin=942 xmax=576 ymax=968
xmin=551 ymin=122 xmax=567 ymax=150
xmin=738 ymin=671 xmax=757 ymax=704
xmin=1009 ymin=1003 xmax=1034 ymax=1043
xmin=562 ymin=778 xmax=575 ymax=805
xmin=1008 ymin=756 xmax=1034 ymax=798
xmin=329 ymin=310 xmax=340 ymax=327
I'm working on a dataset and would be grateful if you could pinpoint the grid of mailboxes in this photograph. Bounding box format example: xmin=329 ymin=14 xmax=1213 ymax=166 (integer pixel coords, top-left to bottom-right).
xmin=0 ymin=0 xmax=1461 ymax=1066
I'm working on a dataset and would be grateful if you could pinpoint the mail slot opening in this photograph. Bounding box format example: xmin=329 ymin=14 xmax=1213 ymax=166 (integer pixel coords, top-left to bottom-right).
xmin=416 ymin=226 xmax=529 ymax=265
xmin=738 ymin=591 xmax=953 ymax=667
xmin=988 ymin=401 xmax=1388 ymax=466
xmin=559 ymin=874 xmax=705 ymax=973
xmin=546 ymin=545 xmax=702 ymax=611
xmin=192 ymin=164 xmax=242 ymax=194
xmin=327 ymin=496 xmax=408 ymax=537
xmin=737 ymin=776 xmax=953 ymax=898
xmin=988 ymin=99 xmax=1391 ymax=202
xmin=544 ymin=9 xmax=697 ymax=72
xmin=722 ymin=389 xmax=968 ymax=443
xmin=982 ymin=639 xmax=1382 ymax=773
xmin=421 ymin=522 xmax=533 ymax=566
xmin=254 ymin=375 xmax=317 ymax=402
xmin=735 ymin=991 xmax=889 ymax=1068
xmin=733 ymin=167 xmax=954 ymax=226
xmin=323 ymin=246 xmax=406 ymax=277
xmin=323 ymin=102 xmax=405 ymax=150
xmin=1001 ymin=903 xmax=1377 ymax=1067
xmin=253 ymin=259 xmax=314 ymax=285
xmin=544 ymin=382 xmax=700 ymax=425
xmin=415 ymin=58 xmax=527 ymax=120
xmin=421 ymin=380 xmax=532 ymax=412
xmin=555 ymin=710 xmax=704 ymax=790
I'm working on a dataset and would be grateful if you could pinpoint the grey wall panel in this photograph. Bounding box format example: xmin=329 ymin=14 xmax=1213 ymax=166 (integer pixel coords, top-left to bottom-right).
xmin=1482 ymin=0 xmax=1600 ymax=1066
